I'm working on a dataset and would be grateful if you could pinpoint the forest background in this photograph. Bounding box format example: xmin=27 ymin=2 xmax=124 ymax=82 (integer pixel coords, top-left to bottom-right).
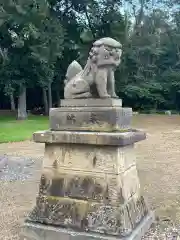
xmin=0 ymin=0 xmax=180 ymax=119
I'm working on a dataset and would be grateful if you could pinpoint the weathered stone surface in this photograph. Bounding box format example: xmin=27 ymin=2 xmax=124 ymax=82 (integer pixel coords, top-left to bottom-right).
xmin=49 ymin=106 xmax=132 ymax=132
xmin=60 ymin=98 xmax=122 ymax=107
xmin=28 ymin=195 xmax=148 ymax=236
xmin=35 ymin=172 xmax=123 ymax=204
xmin=21 ymin=212 xmax=154 ymax=240
xmin=37 ymin=172 xmax=127 ymax=207
xmin=117 ymin=146 xmax=136 ymax=173
xmin=36 ymin=143 xmax=139 ymax=206
xmin=21 ymin=136 xmax=153 ymax=239
xmin=28 ymin=129 xmax=152 ymax=238
xmin=43 ymin=143 xmax=136 ymax=175
xmin=127 ymin=196 xmax=149 ymax=228
xmin=64 ymin=38 xmax=122 ymax=99
xmin=33 ymin=130 xmax=146 ymax=146
xmin=25 ymin=140 xmax=149 ymax=236
xmin=40 ymin=175 xmax=107 ymax=202
xmin=87 ymin=204 xmax=133 ymax=236
xmin=29 ymin=195 xmax=89 ymax=229
xmin=121 ymin=166 xmax=140 ymax=201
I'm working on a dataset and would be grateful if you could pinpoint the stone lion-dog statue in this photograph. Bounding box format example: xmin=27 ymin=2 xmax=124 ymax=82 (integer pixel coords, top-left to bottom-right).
xmin=64 ymin=37 xmax=122 ymax=99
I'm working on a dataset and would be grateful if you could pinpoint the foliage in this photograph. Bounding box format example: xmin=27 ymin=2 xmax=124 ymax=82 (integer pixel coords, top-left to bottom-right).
xmin=0 ymin=0 xmax=64 ymax=94
xmin=0 ymin=0 xmax=180 ymax=111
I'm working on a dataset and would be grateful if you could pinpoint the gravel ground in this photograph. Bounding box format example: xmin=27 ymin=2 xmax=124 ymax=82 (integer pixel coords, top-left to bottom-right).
xmin=1 ymin=115 xmax=180 ymax=239
xmin=0 ymin=155 xmax=180 ymax=240
xmin=0 ymin=156 xmax=42 ymax=240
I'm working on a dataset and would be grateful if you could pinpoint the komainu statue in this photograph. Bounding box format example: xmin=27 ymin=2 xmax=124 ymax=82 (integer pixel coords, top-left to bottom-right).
xmin=64 ymin=37 xmax=122 ymax=99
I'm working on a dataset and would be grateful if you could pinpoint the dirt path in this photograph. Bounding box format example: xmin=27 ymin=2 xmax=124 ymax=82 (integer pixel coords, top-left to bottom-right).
xmin=133 ymin=115 xmax=180 ymax=223
xmin=0 ymin=141 xmax=44 ymax=158
xmin=1 ymin=114 xmax=180 ymax=239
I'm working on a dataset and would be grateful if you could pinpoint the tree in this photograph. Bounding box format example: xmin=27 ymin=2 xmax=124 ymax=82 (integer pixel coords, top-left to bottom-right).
xmin=0 ymin=0 xmax=180 ymax=112
xmin=30 ymin=16 xmax=64 ymax=113
xmin=0 ymin=0 xmax=64 ymax=117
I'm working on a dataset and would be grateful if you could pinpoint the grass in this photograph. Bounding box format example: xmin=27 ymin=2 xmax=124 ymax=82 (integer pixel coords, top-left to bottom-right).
xmin=0 ymin=115 xmax=49 ymax=143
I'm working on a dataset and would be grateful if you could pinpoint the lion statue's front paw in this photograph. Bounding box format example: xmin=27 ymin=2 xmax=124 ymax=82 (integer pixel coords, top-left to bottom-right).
xmin=101 ymin=94 xmax=111 ymax=99
xmin=111 ymin=94 xmax=119 ymax=99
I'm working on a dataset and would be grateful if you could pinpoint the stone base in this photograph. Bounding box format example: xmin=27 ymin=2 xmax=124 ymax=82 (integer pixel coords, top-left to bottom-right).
xmin=60 ymin=98 xmax=122 ymax=107
xmin=21 ymin=212 xmax=154 ymax=240
xmin=50 ymin=99 xmax=131 ymax=132
xmin=50 ymin=106 xmax=132 ymax=132
xmin=33 ymin=130 xmax=146 ymax=146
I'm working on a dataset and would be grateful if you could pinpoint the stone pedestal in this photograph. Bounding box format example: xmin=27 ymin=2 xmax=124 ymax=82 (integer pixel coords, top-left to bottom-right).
xmin=20 ymin=99 xmax=153 ymax=240
xmin=50 ymin=99 xmax=131 ymax=131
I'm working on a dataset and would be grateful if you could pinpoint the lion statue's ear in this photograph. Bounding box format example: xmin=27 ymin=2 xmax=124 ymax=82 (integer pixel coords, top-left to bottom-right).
xmin=65 ymin=61 xmax=82 ymax=83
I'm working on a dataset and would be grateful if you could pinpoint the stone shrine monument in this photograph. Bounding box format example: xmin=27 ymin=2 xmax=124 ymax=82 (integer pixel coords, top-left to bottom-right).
xmin=21 ymin=37 xmax=154 ymax=239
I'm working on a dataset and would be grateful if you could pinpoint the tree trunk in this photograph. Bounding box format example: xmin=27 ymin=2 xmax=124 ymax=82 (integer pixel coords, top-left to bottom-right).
xmin=18 ymin=87 xmax=27 ymax=120
xmin=56 ymin=89 xmax=60 ymax=107
xmin=48 ymin=82 xmax=52 ymax=109
xmin=43 ymin=88 xmax=49 ymax=115
xmin=10 ymin=93 xmax=15 ymax=111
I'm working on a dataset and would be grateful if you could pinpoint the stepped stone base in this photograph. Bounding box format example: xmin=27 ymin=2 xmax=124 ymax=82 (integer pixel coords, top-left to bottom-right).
xmin=21 ymin=212 xmax=154 ymax=240
xmin=21 ymin=130 xmax=153 ymax=239
xmin=20 ymin=98 xmax=154 ymax=239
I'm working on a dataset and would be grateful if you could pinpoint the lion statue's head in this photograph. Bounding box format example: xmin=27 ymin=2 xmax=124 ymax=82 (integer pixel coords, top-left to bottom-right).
xmin=88 ymin=37 xmax=122 ymax=68
xmin=64 ymin=37 xmax=122 ymax=86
